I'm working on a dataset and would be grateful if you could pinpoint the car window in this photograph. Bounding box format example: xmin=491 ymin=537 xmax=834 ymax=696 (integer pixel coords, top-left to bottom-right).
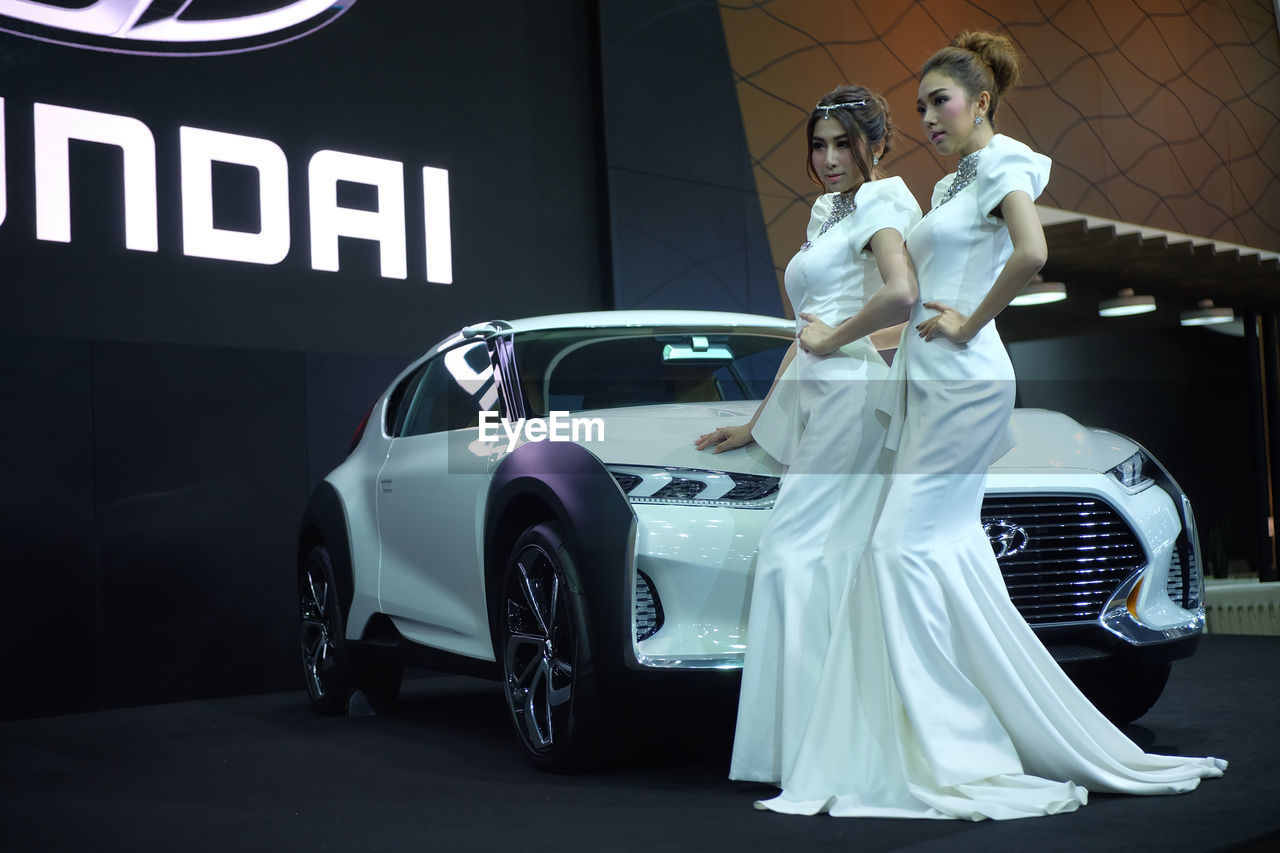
xmin=385 ymin=364 xmax=428 ymax=437
xmin=401 ymin=341 xmax=498 ymax=435
xmin=511 ymin=329 xmax=790 ymax=416
xmin=715 ymin=345 xmax=786 ymax=401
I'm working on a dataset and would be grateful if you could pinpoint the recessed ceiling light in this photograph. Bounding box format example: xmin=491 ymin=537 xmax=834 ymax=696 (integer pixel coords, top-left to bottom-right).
xmin=1010 ymin=278 xmax=1067 ymax=307
xmin=1098 ymin=288 xmax=1156 ymax=317
xmin=1180 ymin=299 xmax=1235 ymax=327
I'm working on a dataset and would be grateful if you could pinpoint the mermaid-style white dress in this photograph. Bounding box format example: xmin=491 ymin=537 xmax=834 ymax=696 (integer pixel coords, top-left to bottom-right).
xmin=755 ymin=134 xmax=1226 ymax=819
xmin=729 ymin=177 xmax=921 ymax=785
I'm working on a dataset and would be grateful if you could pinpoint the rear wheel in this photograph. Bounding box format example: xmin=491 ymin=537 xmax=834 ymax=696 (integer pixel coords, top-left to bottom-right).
xmin=299 ymin=544 xmax=403 ymax=714
xmin=499 ymin=522 xmax=604 ymax=771
xmin=299 ymin=544 xmax=354 ymax=715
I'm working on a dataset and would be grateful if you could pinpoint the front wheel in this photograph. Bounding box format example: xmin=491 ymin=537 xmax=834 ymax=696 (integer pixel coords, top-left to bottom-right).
xmin=499 ymin=522 xmax=604 ymax=771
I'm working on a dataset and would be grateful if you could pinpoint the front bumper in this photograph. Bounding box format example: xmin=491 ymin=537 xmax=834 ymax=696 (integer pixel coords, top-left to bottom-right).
xmin=623 ymin=502 xmax=767 ymax=670
xmin=622 ymin=471 xmax=1204 ymax=672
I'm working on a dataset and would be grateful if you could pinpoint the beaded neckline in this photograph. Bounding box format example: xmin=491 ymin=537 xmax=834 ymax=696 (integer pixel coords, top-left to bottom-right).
xmin=800 ymin=191 xmax=856 ymax=251
xmin=936 ymin=148 xmax=982 ymax=208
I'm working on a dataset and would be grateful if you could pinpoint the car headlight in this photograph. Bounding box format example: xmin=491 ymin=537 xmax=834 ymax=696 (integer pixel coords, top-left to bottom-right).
xmin=1107 ymin=450 xmax=1154 ymax=492
xmin=607 ymin=465 xmax=779 ymax=509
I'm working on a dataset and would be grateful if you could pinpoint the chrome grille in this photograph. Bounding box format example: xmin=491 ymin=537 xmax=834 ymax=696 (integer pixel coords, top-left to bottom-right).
xmin=1167 ymin=548 xmax=1185 ymax=607
xmin=1168 ymin=538 xmax=1203 ymax=609
xmin=981 ymin=495 xmax=1144 ymax=626
xmin=612 ymin=472 xmax=642 ymax=493
xmin=634 ymin=570 xmax=663 ymax=641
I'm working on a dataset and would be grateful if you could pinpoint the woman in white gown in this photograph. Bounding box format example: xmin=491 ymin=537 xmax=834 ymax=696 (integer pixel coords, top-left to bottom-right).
xmin=766 ymin=32 xmax=1226 ymax=820
xmin=695 ymin=85 xmax=921 ymax=787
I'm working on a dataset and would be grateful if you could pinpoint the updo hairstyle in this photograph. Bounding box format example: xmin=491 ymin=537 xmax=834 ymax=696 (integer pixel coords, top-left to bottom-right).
xmin=806 ymin=84 xmax=895 ymax=188
xmin=920 ymin=31 xmax=1021 ymax=130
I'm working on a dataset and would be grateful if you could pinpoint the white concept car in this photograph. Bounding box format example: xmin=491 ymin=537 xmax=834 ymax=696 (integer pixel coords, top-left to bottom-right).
xmin=298 ymin=311 xmax=1206 ymax=770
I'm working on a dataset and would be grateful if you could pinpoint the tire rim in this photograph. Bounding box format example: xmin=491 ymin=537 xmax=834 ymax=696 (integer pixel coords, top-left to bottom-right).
xmin=300 ymin=566 xmax=336 ymax=700
xmin=503 ymin=542 xmax=574 ymax=752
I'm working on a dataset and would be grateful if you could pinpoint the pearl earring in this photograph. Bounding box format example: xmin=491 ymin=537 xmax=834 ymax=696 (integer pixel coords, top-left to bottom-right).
xmin=974 ymin=115 xmax=984 ymax=126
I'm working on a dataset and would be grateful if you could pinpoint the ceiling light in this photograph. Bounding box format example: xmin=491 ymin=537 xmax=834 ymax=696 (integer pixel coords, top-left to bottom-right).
xmin=1180 ymin=299 xmax=1235 ymax=327
xmin=1010 ymin=277 xmax=1067 ymax=307
xmin=1098 ymin=288 xmax=1156 ymax=317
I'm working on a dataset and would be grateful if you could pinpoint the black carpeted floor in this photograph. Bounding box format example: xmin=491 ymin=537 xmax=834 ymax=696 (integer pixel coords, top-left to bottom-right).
xmin=2 ymin=634 xmax=1277 ymax=852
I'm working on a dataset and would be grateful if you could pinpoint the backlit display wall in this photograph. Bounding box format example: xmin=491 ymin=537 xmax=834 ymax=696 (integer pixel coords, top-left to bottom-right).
xmin=0 ymin=1 xmax=607 ymax=718
xmin=2 ymin=1 xmax=607 ymax=355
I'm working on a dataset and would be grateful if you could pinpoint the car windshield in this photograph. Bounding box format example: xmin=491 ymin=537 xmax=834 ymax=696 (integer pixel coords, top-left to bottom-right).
xmin=511 ymin=327 xmax=791 ymax=417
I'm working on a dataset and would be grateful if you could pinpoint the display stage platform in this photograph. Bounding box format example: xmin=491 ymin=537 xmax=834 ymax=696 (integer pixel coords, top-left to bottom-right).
xmin=2 ymin=635 xmax=1276 ymax=852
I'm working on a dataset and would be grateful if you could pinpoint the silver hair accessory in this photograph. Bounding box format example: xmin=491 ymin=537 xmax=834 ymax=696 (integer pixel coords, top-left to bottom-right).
xmin=974 ymin=115 xmax=984 ymax=126
xmin=816 ymin=100 xmax=867 ymax=119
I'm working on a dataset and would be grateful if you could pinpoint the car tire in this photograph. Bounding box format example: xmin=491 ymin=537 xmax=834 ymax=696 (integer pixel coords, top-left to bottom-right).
xmin=299 ymin=544 xmax=404 ymax=715
xmin=299 ymin=544 xmax=356 ymax=715
xmin=499 ymin=522 xmax=604 ymax=772
xmin=1074 ymin=662 xmax=1172 ymax=724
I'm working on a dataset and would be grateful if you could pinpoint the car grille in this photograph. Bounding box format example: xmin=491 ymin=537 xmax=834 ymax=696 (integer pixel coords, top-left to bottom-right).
xmin=981 ymin=495 xmax=1145 ymax=626
xmin=634 ymin=570 xmax=663 ymax=641
xmin=1167 ymin=538 xmax=1202 ymax=609
xmin=1167 ymin=549 xmax=1186 ymax=607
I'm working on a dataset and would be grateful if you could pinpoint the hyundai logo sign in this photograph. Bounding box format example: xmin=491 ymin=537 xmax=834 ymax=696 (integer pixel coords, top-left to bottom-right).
xmin=0 ymin=0 xmax=357 ymax=56
xmin=983 ymin=519 xmax=1029 ymax=559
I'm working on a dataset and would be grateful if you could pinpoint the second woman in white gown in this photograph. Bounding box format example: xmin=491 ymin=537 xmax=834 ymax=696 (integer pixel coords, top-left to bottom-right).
xmin=765 ymin=31 xmax=1226 ymax=820
xmin=696 ymin=85 xmax=921 ymax=788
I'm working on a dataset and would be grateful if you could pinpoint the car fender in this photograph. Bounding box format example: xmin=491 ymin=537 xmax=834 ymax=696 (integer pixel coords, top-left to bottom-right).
xmin=484 ymin=440 xmax=637 ymax=680
xmin=298 ymin=481 xmax=355 ymax=619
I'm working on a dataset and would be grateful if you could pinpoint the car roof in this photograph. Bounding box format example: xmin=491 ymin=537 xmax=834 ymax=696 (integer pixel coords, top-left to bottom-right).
xmin=424 ymin=310 xmax=796 ymax=359
xmin=500 ymin=310 xmax=795 ymax=334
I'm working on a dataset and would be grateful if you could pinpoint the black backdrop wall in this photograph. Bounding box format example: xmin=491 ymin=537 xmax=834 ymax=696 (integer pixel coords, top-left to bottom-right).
xmin=0 ymin=2 xmax=610 ymax=719
xmin=599 ymin=1 xmax=779 ymax=314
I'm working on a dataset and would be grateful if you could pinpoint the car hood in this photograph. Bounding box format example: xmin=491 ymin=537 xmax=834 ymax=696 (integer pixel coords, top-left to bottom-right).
xmin=569 ymin=404 xmax=1137 ymax=476
xmin=996 ymin=408 xmax=1138 ymax=473
xmin=567 ymin=402 xmax=784 ymax=475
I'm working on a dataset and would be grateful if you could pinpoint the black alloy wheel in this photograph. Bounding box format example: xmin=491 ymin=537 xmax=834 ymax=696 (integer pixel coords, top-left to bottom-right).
xmin=299 ymin=544 xmax=354 ymax=715
xmin=500 ymin=522 xmax=603 ymax=771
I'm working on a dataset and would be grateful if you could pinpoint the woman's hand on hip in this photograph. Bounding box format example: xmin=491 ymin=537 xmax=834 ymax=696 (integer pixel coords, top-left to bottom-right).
xmin=695 ymin=423 xmax=753 ymax=453
xmin=797 ymin=313 xmax=838 ymax=355
xmin=916 ymin=301 xmax=974 ymax=344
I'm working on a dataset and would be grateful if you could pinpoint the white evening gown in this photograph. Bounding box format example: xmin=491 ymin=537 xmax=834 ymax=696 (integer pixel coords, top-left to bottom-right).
xmin=757 ymin=134 xmax=1226 ymax=819
xmin=729 ymin=178 xmax=921 ymax=785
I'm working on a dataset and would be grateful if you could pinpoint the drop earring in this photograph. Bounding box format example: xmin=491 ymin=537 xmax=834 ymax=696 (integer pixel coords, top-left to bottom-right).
xmin=974 ymin=115 xmax=984 ymax=126
xmin=872 ymin=156 xmax=880 ymax=166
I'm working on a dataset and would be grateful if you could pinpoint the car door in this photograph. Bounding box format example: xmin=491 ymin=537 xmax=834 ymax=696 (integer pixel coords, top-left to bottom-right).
xmin=375 ymin=339 xmax=502 ymax=660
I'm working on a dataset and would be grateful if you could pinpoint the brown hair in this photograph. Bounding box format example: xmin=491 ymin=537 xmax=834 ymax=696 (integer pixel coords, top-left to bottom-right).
xmin=805 ymin=84 xmax=895 ymax=188
xmin=920 ymin=31 xmax=1021 ymax=130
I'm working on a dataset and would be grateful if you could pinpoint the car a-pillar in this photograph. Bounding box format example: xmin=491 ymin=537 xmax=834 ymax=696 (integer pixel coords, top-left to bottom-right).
xmin=485 ymin=440 xmax=636 ymax=770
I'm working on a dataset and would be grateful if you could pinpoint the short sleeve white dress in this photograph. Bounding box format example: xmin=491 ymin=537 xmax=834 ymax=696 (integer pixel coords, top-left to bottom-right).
xmin=755 ymin=135 xmax=1226 ymax=819
xmin=728 ymin=177 xmax=921 ymax=785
